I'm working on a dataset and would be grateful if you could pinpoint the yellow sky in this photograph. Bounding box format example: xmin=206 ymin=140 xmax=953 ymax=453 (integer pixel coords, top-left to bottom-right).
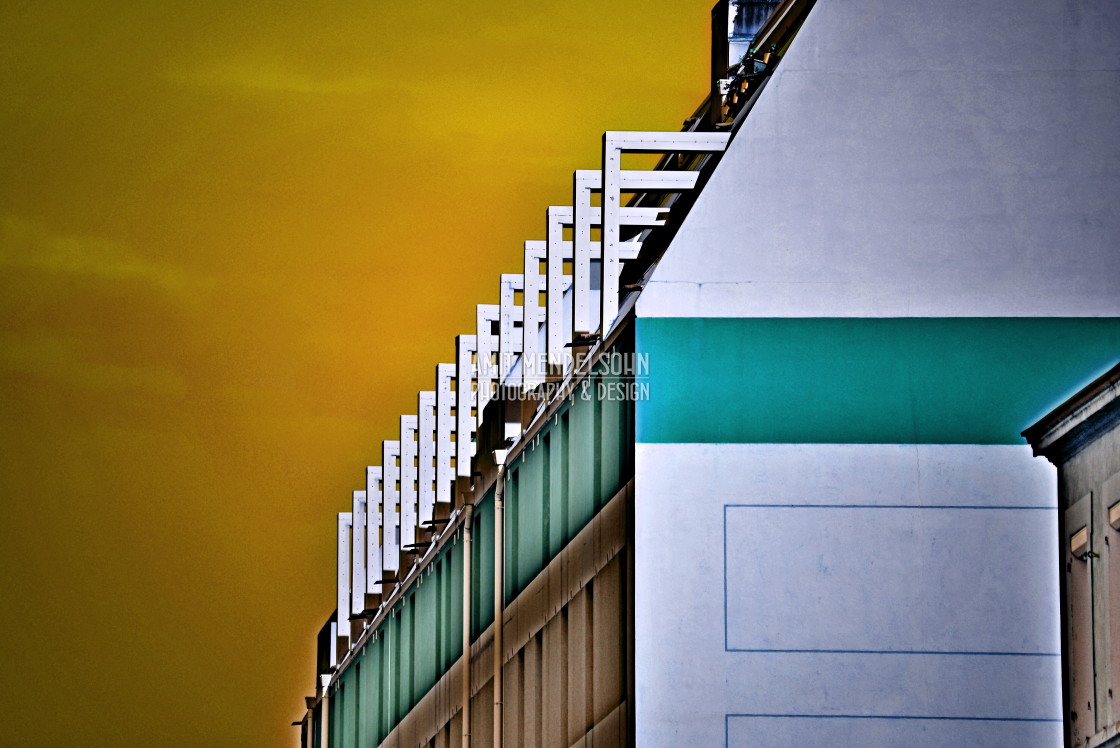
xmin=0 ymin=2 xmax=710 ymax=744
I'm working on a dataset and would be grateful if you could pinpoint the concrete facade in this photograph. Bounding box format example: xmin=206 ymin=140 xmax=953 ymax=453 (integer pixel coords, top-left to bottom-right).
xmin=634 ymin=0 xmax=1120 ymax=745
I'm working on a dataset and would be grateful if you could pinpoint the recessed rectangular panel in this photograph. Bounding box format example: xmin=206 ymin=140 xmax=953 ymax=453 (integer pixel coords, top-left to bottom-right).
xmin=724 ymin=505 xmax=1058 ymax=654
xmin=726 ymin=715 xmax=1060 ymax=748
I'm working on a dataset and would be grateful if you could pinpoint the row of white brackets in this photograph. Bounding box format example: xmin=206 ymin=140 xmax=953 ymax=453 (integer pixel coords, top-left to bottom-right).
xmin=572 ymin=170 xmax=668 ymax=338
xmin=491 ymin=133 xmax=734 ymax=398
xmin=600 ymin=131 xmax=731 ymax=331
xmin=542 ymin=188 xmax=669 ymax=372
xmin=343 ymin=387 xmax=448 ymax=637
xmin=333 ymin=131 xmax=730 ymax=657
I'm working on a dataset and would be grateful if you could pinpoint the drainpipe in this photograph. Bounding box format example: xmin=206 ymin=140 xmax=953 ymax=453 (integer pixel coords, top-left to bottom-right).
xmin=493 ymin=465 xmax=506 ymax=748
xmin=319 ymin=681 xmax=330 ymax=748
xmin=461 ymin=504 xmax=474 ymax=748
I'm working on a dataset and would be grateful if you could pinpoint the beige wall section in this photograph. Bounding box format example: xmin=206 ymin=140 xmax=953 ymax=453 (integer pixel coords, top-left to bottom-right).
xmin=379 ymin=481 xmax=633 ymax=748
xmin=1059 ymin=430 xmax=1120 ymax=745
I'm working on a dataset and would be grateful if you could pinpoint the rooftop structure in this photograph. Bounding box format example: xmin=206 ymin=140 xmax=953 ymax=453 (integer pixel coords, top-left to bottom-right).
xmin=292 ymin=1 xmax=1120 ymax=746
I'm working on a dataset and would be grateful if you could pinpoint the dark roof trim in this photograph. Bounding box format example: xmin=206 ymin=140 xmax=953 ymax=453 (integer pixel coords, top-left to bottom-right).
xmin=1022 ymin=361 xmax=1120 ymax=463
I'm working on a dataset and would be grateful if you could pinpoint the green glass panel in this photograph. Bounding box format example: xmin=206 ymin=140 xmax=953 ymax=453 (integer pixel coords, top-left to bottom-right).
xmin=472 ymin=491 xmax=495 ymax=639
xmin=568 ymin=388 xmax=596 ymax=534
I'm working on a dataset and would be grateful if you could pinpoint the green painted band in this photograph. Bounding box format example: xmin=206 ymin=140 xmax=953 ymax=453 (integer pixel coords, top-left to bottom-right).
xmin=635 ymin=317 xmax=1120 ymax=444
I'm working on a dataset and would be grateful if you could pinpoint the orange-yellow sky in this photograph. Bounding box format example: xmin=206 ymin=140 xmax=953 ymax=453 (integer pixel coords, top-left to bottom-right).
xmin=0 ymin=2 xmax=710 ymax=745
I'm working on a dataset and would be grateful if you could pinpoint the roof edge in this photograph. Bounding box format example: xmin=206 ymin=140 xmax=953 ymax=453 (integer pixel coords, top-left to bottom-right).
xmin=1022 ymin=361 xmax=1120 ymax=463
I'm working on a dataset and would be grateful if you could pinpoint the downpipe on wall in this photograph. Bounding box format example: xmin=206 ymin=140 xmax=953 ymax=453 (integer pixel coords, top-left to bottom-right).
xmin=461 ymin=503 xmax=474 ymax=748
xmin=493 ymin=465 xmax=506 ymax=748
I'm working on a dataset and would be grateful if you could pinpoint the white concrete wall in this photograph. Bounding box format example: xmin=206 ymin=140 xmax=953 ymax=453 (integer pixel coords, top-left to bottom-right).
xmin=638 ymin=0 xmax=1120 ymax=320
xmin=631 ymin=1 xmax=1120 ymax=744
xmin=635 ymin=444 xmax=1062 ymax=746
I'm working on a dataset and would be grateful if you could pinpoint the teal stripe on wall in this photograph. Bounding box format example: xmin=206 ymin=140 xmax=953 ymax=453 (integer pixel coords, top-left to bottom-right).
xmin=635 ymin=317 xmax=1120 ymax=444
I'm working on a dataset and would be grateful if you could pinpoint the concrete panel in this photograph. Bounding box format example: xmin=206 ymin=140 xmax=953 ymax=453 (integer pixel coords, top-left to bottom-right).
xmin=635 ymin=443 xmax=1062 ymax=747
xmin=542 ymin=613 xmax=568 ymax=748
xmin=725 ymin=505 xmax=1057 ymax=655
xmin=567 ymin=587 xmax=592 ymax=741
xmin=525 ymin=632 xmax=542 ymax=747
xmin=505 ymin=651 xmax=522 ymax=745
xmin=726 ymin=714 xmax=1061 ymax=747
xmin=592 ymin=554 xmax=623 ymax=723
xmin=471 ymin=679 xmax=493 ymax=747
